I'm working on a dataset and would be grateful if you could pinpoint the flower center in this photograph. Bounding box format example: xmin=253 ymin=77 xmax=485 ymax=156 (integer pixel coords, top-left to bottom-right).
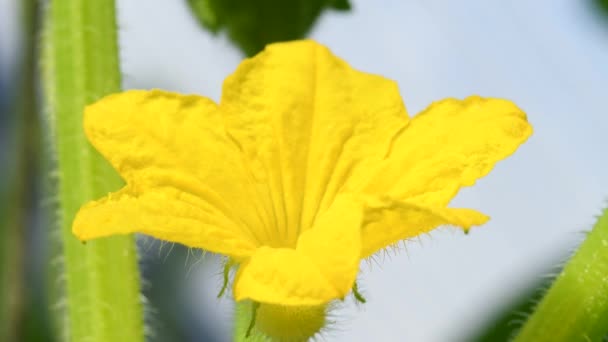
xmin=255 ymin=303 xmax=327 ymax=341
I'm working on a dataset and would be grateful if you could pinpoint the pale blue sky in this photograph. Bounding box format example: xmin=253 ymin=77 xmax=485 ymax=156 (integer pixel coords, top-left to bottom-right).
xmin=2 ymin=0 xmax=608 ymax=341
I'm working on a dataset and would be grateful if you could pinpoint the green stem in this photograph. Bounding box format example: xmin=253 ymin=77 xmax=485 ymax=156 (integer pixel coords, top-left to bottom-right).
xmin=41 ymin=1 xmax=144 ymax=341
xmin=514 ymin=207 xmax=608 ymax=342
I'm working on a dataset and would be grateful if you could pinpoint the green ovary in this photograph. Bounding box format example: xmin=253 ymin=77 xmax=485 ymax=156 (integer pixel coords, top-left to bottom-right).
xmin=256 ymin=303 xmax=327 ymax=341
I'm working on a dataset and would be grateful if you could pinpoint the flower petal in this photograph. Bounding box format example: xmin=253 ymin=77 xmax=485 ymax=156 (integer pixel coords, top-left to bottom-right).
xmin=75 ymin=90 xmax=265 ymax=254
xmin=296 ymin=196 xmax=362 ymax=297
xmin=220 ymin=40 xmax=408 ymax=247
xmin=233 ymin=246 xmax=339 ymax=306
xmin=73 ymin=188 xmax=257 ymax=258
xmin=360 ymin=196 xmax=489 ymax=258
xmin=234 ymin=196 xmax=363 ymax=305
xmin=359 ymin=96 xmax=532 ymax=206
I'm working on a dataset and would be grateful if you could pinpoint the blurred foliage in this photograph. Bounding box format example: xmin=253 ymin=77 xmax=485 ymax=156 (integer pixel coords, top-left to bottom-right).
xmin=187 ymin=0 xmax=351 ymax=55
xmin=468 ymin=253 xmax=608 ymax=342
xmin=467 ymin=277 xmax=550 ymax=342
xmin=595 ymin=0 xmax=608 ymax=15
xmin=0 ymin=0 xmax=47 ymax=341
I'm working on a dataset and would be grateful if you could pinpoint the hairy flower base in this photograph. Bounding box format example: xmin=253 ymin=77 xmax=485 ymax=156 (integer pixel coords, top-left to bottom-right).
xmin=255 ymin=303 xmax=327 ymax=341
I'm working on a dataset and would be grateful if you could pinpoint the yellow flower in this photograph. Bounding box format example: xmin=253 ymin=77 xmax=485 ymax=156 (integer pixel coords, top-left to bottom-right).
xmin=73 ymin=40 xmax=532 ymax=340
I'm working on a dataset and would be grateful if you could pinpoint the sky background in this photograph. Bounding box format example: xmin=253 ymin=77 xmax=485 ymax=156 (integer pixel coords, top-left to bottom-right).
xmin=2 ymin=0 xmax=608 ymax=341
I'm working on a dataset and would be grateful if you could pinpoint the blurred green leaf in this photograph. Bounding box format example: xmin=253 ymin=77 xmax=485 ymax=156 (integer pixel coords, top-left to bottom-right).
xmin=596 ymin=0 xmax=608 ymax=15
xmin=187 ymin=0 xmax=351 ymax=55
xmin=464 ymin=249 xmax=575 ymax=342
xmin=466 ymin=277 xmax=551 ymax=342
xmin=470 ymin=229 xmax=608 ymax=342
xmin=0 ymin=0 xmax=41 ymax=340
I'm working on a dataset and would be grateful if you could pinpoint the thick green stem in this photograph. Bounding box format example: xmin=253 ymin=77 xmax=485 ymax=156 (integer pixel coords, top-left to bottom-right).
xmin=514 ymin=207 xmax=608 ymax=342
xmin=41 ymin=1 xmax=144 ymax=341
